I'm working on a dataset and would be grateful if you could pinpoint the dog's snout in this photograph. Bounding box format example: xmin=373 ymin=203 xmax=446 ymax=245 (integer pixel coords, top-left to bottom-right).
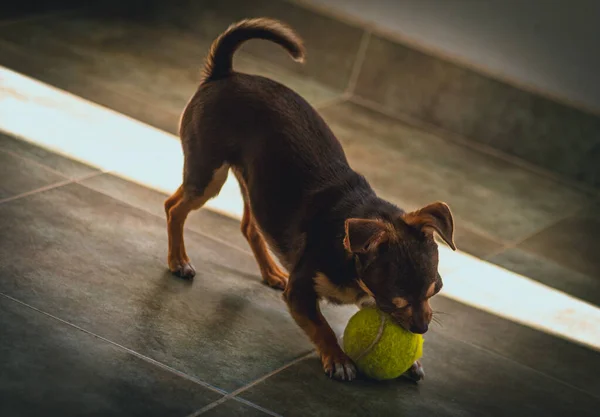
xmin=409 ymin=323 xmax=428 ymax=334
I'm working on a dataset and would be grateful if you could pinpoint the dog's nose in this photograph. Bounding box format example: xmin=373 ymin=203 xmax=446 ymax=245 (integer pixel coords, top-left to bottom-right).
xmin=409 ymin=323 xmax=428 ymax=334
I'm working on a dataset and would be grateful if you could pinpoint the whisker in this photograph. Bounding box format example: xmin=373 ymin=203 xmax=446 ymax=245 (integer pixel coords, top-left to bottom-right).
xmin=432 ymin=310 xmax=449 ymax=315
xmin=431 ymin=315 xmax=444 ymax=328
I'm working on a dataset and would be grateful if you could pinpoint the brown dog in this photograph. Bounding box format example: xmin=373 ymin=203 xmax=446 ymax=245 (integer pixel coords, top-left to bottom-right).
xmin=165 ymin=18 xmax=456 ymax=381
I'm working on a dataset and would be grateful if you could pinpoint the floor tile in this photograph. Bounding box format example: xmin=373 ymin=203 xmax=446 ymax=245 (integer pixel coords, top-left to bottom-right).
xmin=489 ymin=247 xmax=600 ymax=306
xmin=131 ymin=0 xmax=364 ymax=91
xmin=201 ymin=399 xmax=275 ymax=416
xmin=516 ymin=203 xmax=600 ymax=279
xmin=0 ymin=296 xmax=221 ymax=417
xmin=0 ymin=8 xmax=341 ymax=136
xmin=0 ymin=183 xmax=312 ymax=391
xmin=0 ymin=38 xmax=182 ymax=134
xmin=0 ymin=148 xmax=66 ymax=200
xmin=240 ymin=334 xmax=599 ymax=417
xmin=0 ymin=21 xmax=194 ymax=135
xmin=80 ymin=172 xmax=250 ymax=252
xmin=0 ymin=132 xmax=98 ymax=179
xmin=581 ymin=144 xmax=600 ymax=188
xmin=429 ymin=295 xmax=600 ymax=396
xmin=0 ymin=0 xmax=79 ymax=22
xmin=320 ymin=101 xmax=592 ymax=244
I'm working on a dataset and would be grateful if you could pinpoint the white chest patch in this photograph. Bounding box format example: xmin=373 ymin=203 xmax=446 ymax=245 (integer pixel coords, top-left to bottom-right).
xmin=314 ymin=272 xmax=370 ymax=305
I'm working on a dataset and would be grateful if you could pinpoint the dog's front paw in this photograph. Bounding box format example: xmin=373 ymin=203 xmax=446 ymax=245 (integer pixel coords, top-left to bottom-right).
xmin=263 ymin=267 xmax=288 ymax=290
xmin=169 ymin=261 xmax=196 ymax=279
xmin=403 ymin=360 xmax=425 ymax=382
xmin=321 ymin=351 xmax=357 ymax=381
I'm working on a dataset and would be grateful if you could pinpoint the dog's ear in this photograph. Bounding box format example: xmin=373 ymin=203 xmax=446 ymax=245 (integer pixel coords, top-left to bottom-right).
xmin=403 ymin=202 xmax=456 ymax=250
xmin=343 ymin=219 xmax=389 ymax=254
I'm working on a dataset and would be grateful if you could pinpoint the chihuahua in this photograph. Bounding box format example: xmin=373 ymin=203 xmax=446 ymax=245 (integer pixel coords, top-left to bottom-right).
xmin=164 ymin=18 xmax=456 ymax=381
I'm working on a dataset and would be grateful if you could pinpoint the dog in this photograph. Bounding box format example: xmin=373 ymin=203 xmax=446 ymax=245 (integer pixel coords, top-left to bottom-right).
xmin=164 ymin=18 xmax=456 ymax=381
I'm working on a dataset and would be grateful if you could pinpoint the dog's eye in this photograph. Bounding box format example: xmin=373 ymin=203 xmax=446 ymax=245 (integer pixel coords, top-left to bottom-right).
xmin=392 ymin=297 xmax=409 ymax=309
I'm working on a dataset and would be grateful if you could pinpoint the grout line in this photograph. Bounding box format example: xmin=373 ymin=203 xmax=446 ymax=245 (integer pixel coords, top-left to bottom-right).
xmin=0 ymin=168 xmax=104 ymax=206
xmin=187 ymin=396 xmax=284 ymax=417
xmin=344 ymin=29 xmax=372 ymax=97
xmin=184 ymin=398 xmax=227 ymax=416
xmin=0 ymin=143 xmax=102 ymax=181
xmin=482 ymin=203 xmax=591 ymax=262
xmin=347 ymin=95 xmax=600 ymax=198
xmin=313 ymin=95 xmax=349 ymax=112
xmin=0 ymin=178 xmax=74 ymax=205
xmin=229 ymin=397 xmax=284 ymax=417
xmin=186 ymin=351 xmax=314 ymax=417
xmin=0 ymin=292 xmax=228 ymax=396
xmin=481 ymin=244 xmax=518 ymax=264
xmin=228 ymin=351 xmax=314 ymax=397
xmin=0 ymin=139 xmax=108 ymax=206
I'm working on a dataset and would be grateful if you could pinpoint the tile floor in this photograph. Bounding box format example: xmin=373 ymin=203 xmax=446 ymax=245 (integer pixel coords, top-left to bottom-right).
xmin=1 ymin=1 xmax=599 ymax=416
xmin=2 ymin=133 xmax=600 ymax=417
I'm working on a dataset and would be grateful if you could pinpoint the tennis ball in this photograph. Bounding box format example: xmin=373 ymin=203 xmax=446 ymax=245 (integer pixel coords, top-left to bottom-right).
xmin=343 ymin=306 xmax=423 ymax=380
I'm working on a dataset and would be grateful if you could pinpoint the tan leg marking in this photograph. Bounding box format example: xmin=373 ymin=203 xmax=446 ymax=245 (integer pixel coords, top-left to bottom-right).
xmin=287 ymin=299 xmax=356 ymax=381
xmin=284 ymin=278 xmax=357 ymax=381
xmin=165 ymin=165 xmax=229 ymax=278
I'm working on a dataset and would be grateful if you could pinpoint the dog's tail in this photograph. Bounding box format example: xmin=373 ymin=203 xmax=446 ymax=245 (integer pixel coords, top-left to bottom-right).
xmin=202 ymin=18 xmax=305 ymax=82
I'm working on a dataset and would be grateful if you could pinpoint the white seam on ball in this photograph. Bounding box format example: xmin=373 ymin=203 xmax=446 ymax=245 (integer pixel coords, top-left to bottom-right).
xmin=354 ymin=309 xmax=386 ymax=361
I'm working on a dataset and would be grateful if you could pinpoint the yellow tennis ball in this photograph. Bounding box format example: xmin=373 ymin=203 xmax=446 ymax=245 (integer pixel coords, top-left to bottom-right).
xmin=343 ymin=306 xmax=424 ymax=380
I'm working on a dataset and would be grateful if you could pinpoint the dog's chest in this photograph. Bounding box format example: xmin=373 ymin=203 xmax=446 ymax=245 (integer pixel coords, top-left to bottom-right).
xmin=314 ymin=272 xmax=369 ymax=305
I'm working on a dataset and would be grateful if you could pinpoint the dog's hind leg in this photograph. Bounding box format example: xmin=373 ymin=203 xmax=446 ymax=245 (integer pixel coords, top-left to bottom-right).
xmin=165 ymin=164 xmax=229 ymax=278
xmin=235 ymin=170 xmax=288 ymax=290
